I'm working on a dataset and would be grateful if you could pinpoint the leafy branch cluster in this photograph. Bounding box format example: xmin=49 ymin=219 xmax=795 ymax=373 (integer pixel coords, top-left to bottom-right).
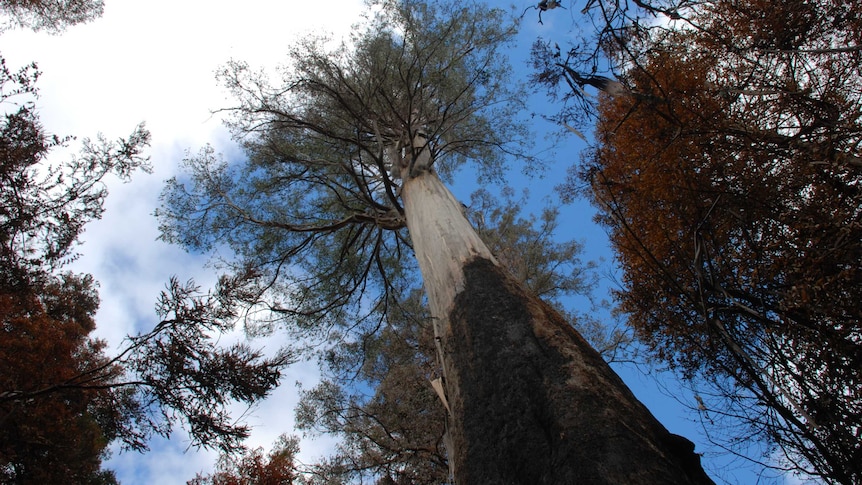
xmin=1 ymin=3 xmax=294 ymax=479
xmin=532 ymin=0 xmax=861 ymax=482
xmin=156 ymin=0 xmax=533 ymax=367
xmin=0 ymin=0 xmax=103 ymax=33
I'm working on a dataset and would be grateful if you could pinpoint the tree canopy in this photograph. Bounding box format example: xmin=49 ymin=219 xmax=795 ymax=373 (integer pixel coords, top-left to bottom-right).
xmin=535 ymin=0 xmax=861 ymax=482
xmin=0 ymin=274 xmax=123 ymax=484
xmin=0 ymin=0 xmax=103 ymax=32
xmin=157 ymin=0 xmax=530 ymax=367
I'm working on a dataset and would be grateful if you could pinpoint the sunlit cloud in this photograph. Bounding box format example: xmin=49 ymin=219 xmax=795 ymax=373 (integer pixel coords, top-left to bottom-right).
xmin=0 ymin=1 xmax=363 ymax=483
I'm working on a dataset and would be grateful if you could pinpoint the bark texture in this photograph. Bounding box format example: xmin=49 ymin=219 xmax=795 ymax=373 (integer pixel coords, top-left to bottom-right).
xmin=401 ymin=171 xmax=496 ymax=321
xmin=446 ymin=258 xmax=713 ymax=484
xmin=402 ymin=171 xmax=712 ymax=484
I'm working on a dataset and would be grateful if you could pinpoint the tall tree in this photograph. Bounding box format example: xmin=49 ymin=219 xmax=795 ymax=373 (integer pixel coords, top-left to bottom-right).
xmin=159 ymin=0 xmax=712 ymax=482
xmin=536 ymin=0 xmax=861 ymax=482
xmin=294 ymin=189 xmax=628 ymax=484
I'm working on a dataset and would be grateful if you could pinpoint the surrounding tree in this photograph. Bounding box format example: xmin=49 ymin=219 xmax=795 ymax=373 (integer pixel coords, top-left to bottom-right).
xmin=159 ymin=0 xmax=711 ymax=482
xmin=295 ymin=292 xmax=447 ymax=484
xmin=534 ymin=0 xmax=861 ymax=482
xmin=188 ymin=434 xmax=298 ymax=485
xmin=0 ymin=55 xmax=144 ymax=482
xmin=0 ymin=0 xmax=103 ymax=32
xmin=0 ymin=50 xmax=289 ymax=480
xmin=0 ymin=274 xmax=122 ymax=484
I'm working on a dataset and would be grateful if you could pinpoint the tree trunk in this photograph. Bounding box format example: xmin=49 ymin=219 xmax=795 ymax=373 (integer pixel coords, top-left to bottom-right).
xmin=401 ymin=170 xmax=714 ymax=484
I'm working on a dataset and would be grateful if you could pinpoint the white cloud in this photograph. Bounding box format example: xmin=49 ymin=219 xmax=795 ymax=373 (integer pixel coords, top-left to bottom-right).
xmin=104 ymin=437 xmax=218 ymax=484
xmin=1 ymin=1 xmax=363 ymax=483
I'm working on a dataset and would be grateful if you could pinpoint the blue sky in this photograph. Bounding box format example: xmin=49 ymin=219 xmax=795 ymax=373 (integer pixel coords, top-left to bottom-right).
xmin=0 ymin=1 xmax=807 ymax=483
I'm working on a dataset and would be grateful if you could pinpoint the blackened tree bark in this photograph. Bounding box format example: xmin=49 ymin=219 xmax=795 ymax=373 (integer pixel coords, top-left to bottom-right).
xmin=449 ymin=258 xmax=710 ymax=483
xmin=403 ymin=163 xmax=712 ymax=484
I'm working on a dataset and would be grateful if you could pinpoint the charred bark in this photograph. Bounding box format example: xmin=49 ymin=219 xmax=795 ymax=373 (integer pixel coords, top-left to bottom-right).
xmin=401 ymin=169 xmax=711 ymax=484
xmin=446 ymin=257 xmax=712 ymax=484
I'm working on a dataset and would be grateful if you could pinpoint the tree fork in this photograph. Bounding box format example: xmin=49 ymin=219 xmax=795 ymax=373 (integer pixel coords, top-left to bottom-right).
xmin=401 ymin=171 xmax=713 ymax=484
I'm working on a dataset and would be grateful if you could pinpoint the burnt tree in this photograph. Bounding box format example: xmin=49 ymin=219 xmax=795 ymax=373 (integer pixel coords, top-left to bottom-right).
xmin=158 ymin=0 xmax=713 ymax=482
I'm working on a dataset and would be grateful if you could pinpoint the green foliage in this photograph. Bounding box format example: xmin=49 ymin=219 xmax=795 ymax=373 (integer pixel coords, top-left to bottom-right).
xmin=293 ymin=285 xmax=449 ymax=483
xmin=157 ymin=0 xmax=531 ymax=360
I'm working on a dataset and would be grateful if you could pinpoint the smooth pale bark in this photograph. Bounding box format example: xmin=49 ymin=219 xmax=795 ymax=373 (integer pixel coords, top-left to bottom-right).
xmin=401 ymin=171 xmax=496 ymax=320
xmin=401 ymin=169 xmax=713 ymax=484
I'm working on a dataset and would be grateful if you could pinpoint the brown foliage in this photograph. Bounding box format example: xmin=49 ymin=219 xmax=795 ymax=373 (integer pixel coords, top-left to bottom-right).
xmin=0 ymin=276 xmax=124 ymax=483
xmin=0 ymin=50 xmax=140 ymax=482
xmin=188 ymin=435 xmax=298 ymax=485
xmin=0 ymin=45 xmax=287 ymax=477
xmin=558 ymin=0 xmax=862 ymax=481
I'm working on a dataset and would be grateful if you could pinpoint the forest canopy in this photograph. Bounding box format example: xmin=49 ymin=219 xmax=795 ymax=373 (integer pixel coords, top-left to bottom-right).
xmin=534 ymin=0 xmax=861 ymax=482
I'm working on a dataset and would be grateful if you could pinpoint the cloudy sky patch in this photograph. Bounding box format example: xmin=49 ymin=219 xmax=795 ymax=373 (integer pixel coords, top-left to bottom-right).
xmin=1 ymin=0 xmax=366 ymax=481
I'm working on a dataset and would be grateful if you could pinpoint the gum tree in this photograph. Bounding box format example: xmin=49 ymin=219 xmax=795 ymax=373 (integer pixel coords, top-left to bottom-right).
xmin=293 ymin=189 xmax=631 ymax=484
xmin=159 ymin=0 xmax=712 ymax=482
